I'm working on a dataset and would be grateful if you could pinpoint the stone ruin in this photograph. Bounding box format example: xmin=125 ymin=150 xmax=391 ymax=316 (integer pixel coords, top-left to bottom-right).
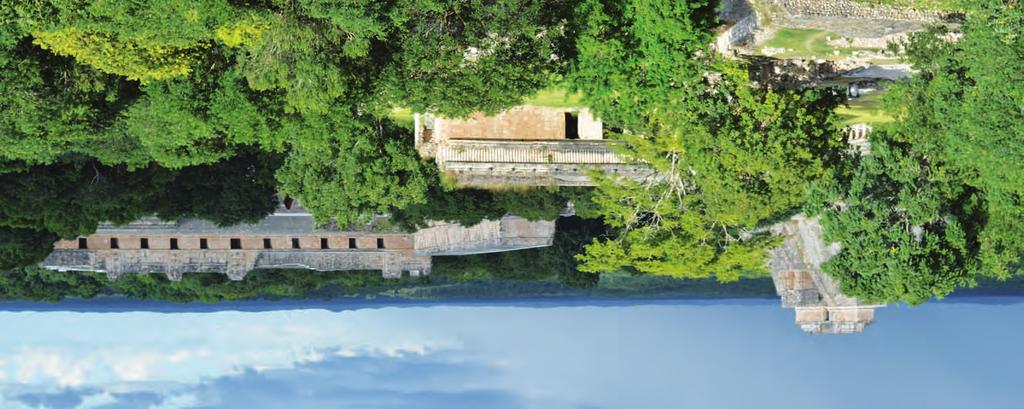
xmin=768 ymin=215 xmax=884 ymax=334
xmin=415 ymin=106 xmax=651 ymax=187
xmin=42 ymin=205 xmax=556 ymax=281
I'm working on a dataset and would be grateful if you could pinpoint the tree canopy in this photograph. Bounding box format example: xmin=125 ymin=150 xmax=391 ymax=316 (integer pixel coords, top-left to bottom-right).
xmin=810 ymin=1 xmax=1024 ymax=304
xmin=0 ymin=154 xmax=280 ymax=269
xmin=573 ymin=54 xmax=843 ymax=280
xmin=0 ymin=0 xmax=579 ymax=226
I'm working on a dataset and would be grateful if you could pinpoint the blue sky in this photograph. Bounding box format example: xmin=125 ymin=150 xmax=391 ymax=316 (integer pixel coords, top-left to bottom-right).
xmin=0 ymin=299 xmax=1022 ymax=409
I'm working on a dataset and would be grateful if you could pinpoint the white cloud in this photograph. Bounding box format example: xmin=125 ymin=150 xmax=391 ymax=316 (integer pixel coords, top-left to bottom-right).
xmin=151 ymin=393 xmax=199 ymax=409
xmin=166 ymin=350 xmax=192 ymax=363
xmin=334 ymin=341 xmax=450 ymax=359
xmin=296 ymin=349 xmax=324 ymax=364
xmin=75 ymin=391 xmax=117 ymax=409
xmin=13 ymin=349 xmax=90 ymax=387
xmin=109 ymin=354 xmax=159 ymax=382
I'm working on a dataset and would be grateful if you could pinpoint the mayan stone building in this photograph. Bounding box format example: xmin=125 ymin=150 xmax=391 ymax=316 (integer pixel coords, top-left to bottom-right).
xmin=42 ymin=204 xmax=555 ymax=281
xmin=768 ymin=215 xmax=884 ymax=334
xmin=415 ymin=106 xmax=651 ymax=187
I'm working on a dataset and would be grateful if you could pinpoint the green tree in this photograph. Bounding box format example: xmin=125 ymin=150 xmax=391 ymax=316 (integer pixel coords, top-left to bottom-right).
xmin=0 ymin=154 xmax=281 ymax=269
xmin=0 ymin=159 xmax=167 ymax=238
xmin=379 ymin=0 xmax=570 ymax=117
xmin=566 ymin=0 xmax=717 ymax=133
xmin=231 ymin=5 xmax=384 ymax=115
xmin=276 ymin=112 xmax=431 ymax=226
xmin=811 ymin=138 xmax=985 ymax=305
xmin=0 ymin=37 xmax=137 ymax=166
xmin=810 ymin=1 xmax=1024 ymax=303
xmin=117 ymin=60 xmax=286 ymax=168
xmin=577 ymin=65 xmax=846 ymax=281
xmin=432 ymin=217 xmax=605 ymax=287
xmin=151 ymin=150 xmax=283 ymax=226
xmin=391 ymin=184 xmax=578 ymax=231
xmin=0 ymin=228 xmax=59 ymax=270
xmin=0 ymin=266 xmax=105 ymax=302
xmin=16 ymin=0 xmax=240 ymax=82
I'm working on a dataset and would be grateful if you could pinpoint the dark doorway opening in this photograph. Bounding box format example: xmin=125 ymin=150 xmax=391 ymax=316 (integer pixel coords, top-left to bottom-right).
xmin=564 ymin=112 xmax=579 ymax=140
xmin=140 ymin=238 xmax=149 ymax=249
xmin=170 ymin=238 xmax=179 ymax=250
xmin=264 ymin=238 xmax=272 ymax=249
xmin=78 ymin=238 xmax=88 ymax=249
xmin=110 ymin=238 xmax=119 ymax=249
xmin=321 ymin=238 xmax=329 ymax=249
xmin=230 ymin=238 xmax=242 ymax=249
xmin=291 ymin=238 xmax=301 ymax=249
xmin=376 ymin=238 xmax=385 ymax=249
xmin=200 ymin=238 xmax=208 ymax=249
xmin=348 ymin=238 xmax=357 ymax=249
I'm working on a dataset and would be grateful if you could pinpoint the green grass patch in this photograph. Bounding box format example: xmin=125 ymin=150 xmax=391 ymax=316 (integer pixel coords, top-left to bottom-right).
xmin=759 ymin=28 xmax=885 ymax=60
xmin=388 ymin=107 xmax=415 ymax=130
xmin=837 ymin=92 xmax=895 ymax=125
xmin=522 ymin=86 xmax=585 ymax=108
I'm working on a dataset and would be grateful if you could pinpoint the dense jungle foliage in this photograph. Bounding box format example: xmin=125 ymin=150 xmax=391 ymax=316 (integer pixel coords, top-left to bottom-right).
xmin=0 ymin=0 xmax=1020 ymax=304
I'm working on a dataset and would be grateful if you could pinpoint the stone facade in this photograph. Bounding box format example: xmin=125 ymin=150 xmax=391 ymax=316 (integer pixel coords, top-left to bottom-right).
xmin=768 ymin=0 xmax=949 ymax=22
xmin=416 ymin=106 xmax=651 ymax=187
xmin=425 ymin=106 xmax=603 ymax=141
xmin=42 ymin=209 xmax=555 ymax=281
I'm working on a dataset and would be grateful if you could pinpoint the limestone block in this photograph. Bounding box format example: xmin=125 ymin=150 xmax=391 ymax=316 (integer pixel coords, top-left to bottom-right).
xmin=148 ymin=237 xmax=171 ymax=250
xmin=270 ymin=236 xmax=293 ymax=250
xmin=177 ymin=237 xmax=202 ymax=250
xmin=383 ymin=235 xmax=414 ymax=250
xmin=356 ymin=236 xmax=380 ymax=250
xmin=240 ymin=237 xmax=264 ymax=250
xmin=206 ymin=237 xmax=232 ymax=250
xmin=795 ymin=307 xmax=828 ymax=323
xmin=328 ymin=236 xmax=350 ymax=250
xmin=53 ymin=240 xmax=79 ymax=250
xmin=117 ymin=236 xmax=142 ymax=250
xmin=298 ymin=235 xmax=321 ymax=250
xmin=577 ymin=109 xmax=603 ymax=140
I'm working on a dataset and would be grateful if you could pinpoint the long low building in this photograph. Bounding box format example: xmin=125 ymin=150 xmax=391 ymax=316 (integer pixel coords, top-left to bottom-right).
xmin=415 ymin=106 xmax=650 ymax=187
xmin=42 ymin=210 xmax=556 ymax=281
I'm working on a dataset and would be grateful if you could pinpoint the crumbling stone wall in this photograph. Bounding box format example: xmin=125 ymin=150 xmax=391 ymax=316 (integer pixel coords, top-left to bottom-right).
xmin=768 ymin=0 xmax=948 ymax=22
xmin=714 ymin=14 xmax=760 ymax=53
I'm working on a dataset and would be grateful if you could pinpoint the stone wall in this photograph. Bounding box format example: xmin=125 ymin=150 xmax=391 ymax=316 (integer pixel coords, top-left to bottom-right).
xmin=441 ymin=162 xmax=652 ymax=187
xmin=768 ymin=216 xmax=883 ymax=334
xmin=43 ymin=215 xmax=557 ymax=280
xmin=435 ymin=140 xmax=626 ymax=165
xmin=43 ymin=247 xmax=428 ymax=280
xmin=433 ymin=106 xmax=603 ymax=141
xmin=428 ymin=139 xmax=651 ymax=187
xmin=768 ymin=0 xmax=948 ymax=22
xmin=714 ymin=14 xmax=760 ymax=53
xmin=414 ymin=216 xmax=555 ymax=255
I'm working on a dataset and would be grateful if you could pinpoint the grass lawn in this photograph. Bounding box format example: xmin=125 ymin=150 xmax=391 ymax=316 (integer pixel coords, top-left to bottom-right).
xmin=388 ymin=86 xmax=585 ymax=126
xmin=390 ymin=107 xmax=415 ymax=129
xmin=522 ymin=86 xmax=584 ymax=108
xmin=759 ymin=28 xmax=887 ymax=60
xmin=837 ymin=92 xmax=895 ymax=126
xmin=849 ymin=0 xmax=960 ymax=11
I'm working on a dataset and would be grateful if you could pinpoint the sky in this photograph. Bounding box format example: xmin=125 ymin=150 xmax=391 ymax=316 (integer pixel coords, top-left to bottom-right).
xmin=0 ymin=299 xmax=1022 ymax=409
